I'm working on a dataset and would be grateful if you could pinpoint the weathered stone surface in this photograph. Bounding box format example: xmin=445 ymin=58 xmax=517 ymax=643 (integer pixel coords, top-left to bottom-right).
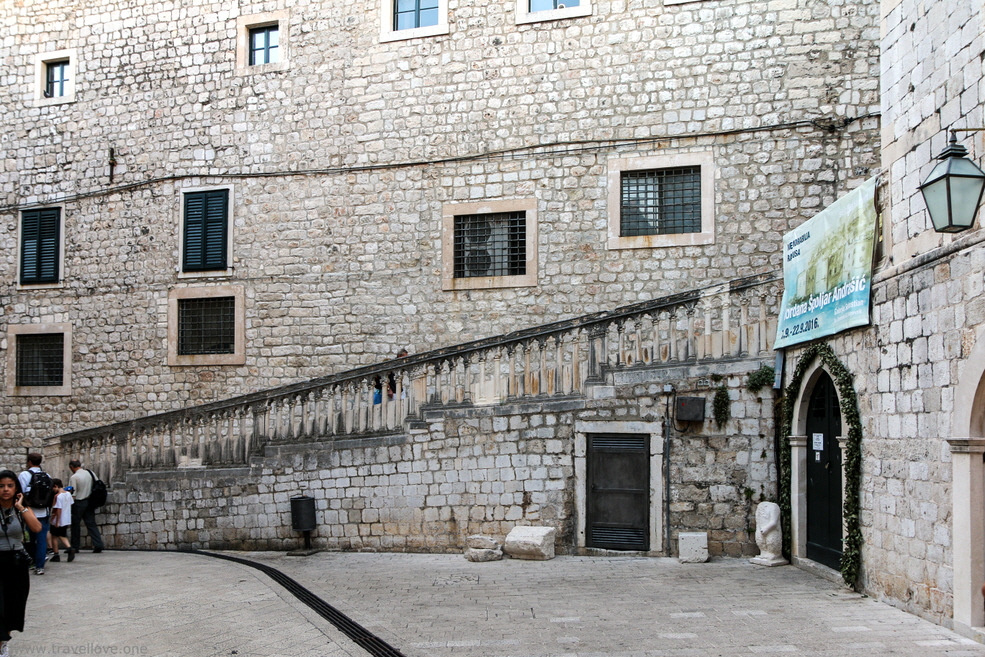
xmin=504 ymin=526 xmax=556 ymax=561
xmin=678 ymin=532 xmax=709 ymax=564
xmin=467 ymin=535 xmax=500 ymax=550
xmin=464 ymin=547 xmax=503 ymax=562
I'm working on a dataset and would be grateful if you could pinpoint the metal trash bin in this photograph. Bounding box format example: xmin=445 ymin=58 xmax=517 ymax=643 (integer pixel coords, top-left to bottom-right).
xmin=290 ymin=495 xmax=317 ymax=532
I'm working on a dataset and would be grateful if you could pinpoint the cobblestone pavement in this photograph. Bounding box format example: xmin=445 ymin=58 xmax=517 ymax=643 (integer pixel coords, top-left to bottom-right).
xmin=19 ymin=550 xmax=985 ymax=657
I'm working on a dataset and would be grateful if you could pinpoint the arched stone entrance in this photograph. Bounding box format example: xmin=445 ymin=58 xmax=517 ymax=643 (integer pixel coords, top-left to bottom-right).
xmin=789 ymin=363 xmax=849 ymax=571
xmin=949 ymin=330 xmax=985 ymax=634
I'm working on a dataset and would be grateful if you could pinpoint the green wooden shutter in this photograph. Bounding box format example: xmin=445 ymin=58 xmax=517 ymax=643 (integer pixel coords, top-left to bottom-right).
xmin=20 ymin=208 xmax=61 ymax=284
xmin=183 ymin=190 xmax=229 ymax=271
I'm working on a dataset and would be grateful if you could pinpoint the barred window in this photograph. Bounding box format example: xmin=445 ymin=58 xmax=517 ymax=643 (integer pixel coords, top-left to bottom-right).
xmin=178 ymin=297 xmax=236 ymax=355
xmin=620 ymin=167 xmax=701 ymax=236
xmin=453 ymin=212 xmax=526 ymax=279
xmin=16 ymin=333 xmax=64 ymax=387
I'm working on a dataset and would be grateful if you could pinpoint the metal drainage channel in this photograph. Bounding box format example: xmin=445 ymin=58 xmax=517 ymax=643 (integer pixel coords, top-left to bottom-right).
xmin=189 ymin=550 xmax=407 ymax=657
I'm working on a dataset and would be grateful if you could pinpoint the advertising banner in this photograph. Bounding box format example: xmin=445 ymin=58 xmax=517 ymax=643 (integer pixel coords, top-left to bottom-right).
xmin=774 ymin=177 xmax=877 ymax=349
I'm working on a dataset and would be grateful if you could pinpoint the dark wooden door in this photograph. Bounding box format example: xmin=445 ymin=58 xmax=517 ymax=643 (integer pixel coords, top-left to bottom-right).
xmin=587 ymin=434 xmax=649 ymax=551
xmin=806 ymin=372 xmax=843 ymax=569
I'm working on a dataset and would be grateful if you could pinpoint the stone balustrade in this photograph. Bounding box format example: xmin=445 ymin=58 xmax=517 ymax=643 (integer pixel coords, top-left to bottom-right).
xmin=45 ymin=273 xmax=778 ymax=482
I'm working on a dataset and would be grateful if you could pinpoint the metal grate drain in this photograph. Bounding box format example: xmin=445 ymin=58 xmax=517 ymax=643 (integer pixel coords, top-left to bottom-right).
xmin=191 ymin=550 xmax=407 ymax=657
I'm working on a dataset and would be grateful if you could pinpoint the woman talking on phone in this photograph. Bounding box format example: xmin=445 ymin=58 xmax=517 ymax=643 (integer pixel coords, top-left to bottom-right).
xmin=0 ymin=469 xmax=41 ymax=657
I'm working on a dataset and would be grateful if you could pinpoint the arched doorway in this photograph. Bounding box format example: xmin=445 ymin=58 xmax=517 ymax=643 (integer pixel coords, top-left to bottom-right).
xmin=805 ymin=371 xmax=843 ymax=569
xmin=950 ymin=329 xmax=985 ymax=633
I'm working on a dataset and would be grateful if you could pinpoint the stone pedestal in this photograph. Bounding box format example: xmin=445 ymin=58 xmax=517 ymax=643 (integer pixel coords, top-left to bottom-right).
xmin=678 ymin=532 xmax=708 ymax=563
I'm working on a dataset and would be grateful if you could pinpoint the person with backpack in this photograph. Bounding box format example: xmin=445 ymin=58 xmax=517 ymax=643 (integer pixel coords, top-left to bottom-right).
xmin=67 ymin=460 xmax=105 ymax=556
xmin=17 ymin=454 xmax=51 ymax=575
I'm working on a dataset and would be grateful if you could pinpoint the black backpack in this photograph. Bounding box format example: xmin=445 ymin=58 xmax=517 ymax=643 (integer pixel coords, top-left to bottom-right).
xmin=24 ymin=470 xmax=54 ymax=509
xmin=86 ymin=469 xmax=108 ymax=509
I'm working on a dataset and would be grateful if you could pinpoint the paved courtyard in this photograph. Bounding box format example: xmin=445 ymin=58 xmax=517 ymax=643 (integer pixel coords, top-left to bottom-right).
xmin=22 ymin=550 xmax=985 ymax=657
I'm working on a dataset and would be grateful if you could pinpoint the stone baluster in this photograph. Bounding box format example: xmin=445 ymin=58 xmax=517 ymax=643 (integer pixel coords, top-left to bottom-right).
xmin=685 ymin=305 xmax=697 ymax=361
xmin=739 ymin=296 xmax=751 ymax=357
xmin=523 ymin=342 xmax=534 ymax=396
xmin=536 ymin=338 xmax=548 ymax=396
xmin=586 ymin=325 xmax=605 ymax=383
xmin=461 ymin=356 xmax=472 ymax=404
xmin=360 ymin=378 xmax=371 ymax=433
xmin=571 ymin=331 xmax=582 ymax=393
xmin=507 ymin=345 xmax=518 ymax=398
xmin=756 ymin=293 xmax=768 ymax=355
xmin=553 ymin=335 xmax=563 ymax=396
xmin=721 ymin=292 xmax=735 ymax=357
xmin=324 ymin=387 xmax=337 ymax=435
xmin=762 ymin=290 xmax=775 ymax=352
xmin=702 ymin=299 xmax=713 ymax=360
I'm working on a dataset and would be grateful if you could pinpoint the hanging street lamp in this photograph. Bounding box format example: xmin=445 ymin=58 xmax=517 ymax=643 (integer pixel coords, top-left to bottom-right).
xmin=919 ymin=131 xmax=985 ymax=233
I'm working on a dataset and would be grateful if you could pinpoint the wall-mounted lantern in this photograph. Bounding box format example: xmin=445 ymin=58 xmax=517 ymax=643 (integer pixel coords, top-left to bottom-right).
xmin=919 ymin=131 xmax=985 ymax=233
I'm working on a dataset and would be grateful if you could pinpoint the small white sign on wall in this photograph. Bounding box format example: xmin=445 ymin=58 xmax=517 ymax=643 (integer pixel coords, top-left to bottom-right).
xmin=812 ymin=433 xmax=825 ymax=451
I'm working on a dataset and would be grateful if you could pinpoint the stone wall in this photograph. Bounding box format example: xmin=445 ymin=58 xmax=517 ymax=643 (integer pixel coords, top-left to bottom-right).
xmin=0 ymin=0 xmax=879 ymax=457
xmin=781 ymin=239 xmax=985 ymax=625
xmin=87 ymin=361 xmax=775 ymax=556
xmin=782 ymin=0 xmax=985 ymax=628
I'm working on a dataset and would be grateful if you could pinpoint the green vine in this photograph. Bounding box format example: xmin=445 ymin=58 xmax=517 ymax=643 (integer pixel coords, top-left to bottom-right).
xmin=779 ymin=342 xmax=863 ymax=589
xmin=746 ymin=365 xmax=775 ymax=393
xmin=713 ymin=385 xmax=730 ymax=428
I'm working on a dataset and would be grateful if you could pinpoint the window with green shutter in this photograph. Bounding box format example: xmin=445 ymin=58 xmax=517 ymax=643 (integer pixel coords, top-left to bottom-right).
xmin=20 ymin=208 xmax=61 ymax=285
xmin=183 ymin=190 xmax=229 ymax=272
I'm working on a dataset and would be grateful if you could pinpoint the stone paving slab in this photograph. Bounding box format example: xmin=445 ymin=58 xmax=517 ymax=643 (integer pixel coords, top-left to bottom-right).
xmin=23 ymin=551 xmax=361 ymax=657
xmin=245 ymin=551 xmax=985 ymax=657
xmin=15 ymin=550 xmax=985 ymax=657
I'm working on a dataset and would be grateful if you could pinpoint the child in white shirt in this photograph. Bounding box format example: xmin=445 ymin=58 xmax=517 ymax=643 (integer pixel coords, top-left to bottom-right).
xmin=47 ymin=480 xmax=74 ymax=563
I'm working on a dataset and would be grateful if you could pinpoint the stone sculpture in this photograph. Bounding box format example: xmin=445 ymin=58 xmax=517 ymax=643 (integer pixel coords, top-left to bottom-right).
xmin=750 ymin=501 xmax=788 ymax=567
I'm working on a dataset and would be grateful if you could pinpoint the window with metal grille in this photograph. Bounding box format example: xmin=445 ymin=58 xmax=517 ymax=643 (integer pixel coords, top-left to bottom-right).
xmin=178 ymin=297 xmax=236 ymax=355
xmin=45 ymin=60 xmax=69 ymax=98
xmin=530 ymin=0 xmax=578 ymax=10
xmin=394 ymin=0 xmax=439 ymax=30
xmin=183 ymin=190 xmax=229 ymax=272
xmin=453 ymin=212 xmax=526 ymax=279
xmin=620 ymin=166 xmax=701 ymax=236
xmin=248 ymin=25 xmax=279 ymax=65
xmin=16 ymin=333 xmax=64 ymax=387
xmin=20 ymin=207 xmax=61 ymax=285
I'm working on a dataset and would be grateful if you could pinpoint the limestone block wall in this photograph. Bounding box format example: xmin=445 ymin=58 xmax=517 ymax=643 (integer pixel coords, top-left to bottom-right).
xmin=0 ymin=0 xmax=879 ymax=456
xmin=89 ymin=365 xmax=775 ymax=555
xmin=881 ymin=0 xmax=984 ymax=264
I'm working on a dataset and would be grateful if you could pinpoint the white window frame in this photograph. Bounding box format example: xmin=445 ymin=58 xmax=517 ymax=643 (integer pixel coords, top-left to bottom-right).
xmin=6 ymin=323 xmax=73 ymax=397
xmin=607 ymin=151 xmax=716 ymax=250
xmin=236 ymin=11 xmax=290 ymax=74
xmin=379 ymin=0 xmax=450 ymax=43
xmin=178 ymin=185 xmax=234 ymax=279
xmin=167 ymin=286 xmax=246 ymax=367
xmin=34 ymin=49 xmax=76 ymax=106
xmin=17 ymin=204 xmax=65 ymax=290
xmin=516 ymin=0 xmax=591 ymax=25
xmin=441 ymin=198 xmax=539 ymax=291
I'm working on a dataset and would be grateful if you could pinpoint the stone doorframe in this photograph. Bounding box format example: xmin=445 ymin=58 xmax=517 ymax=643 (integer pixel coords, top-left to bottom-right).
xmin=787 ymin=364 xmax=849 ymax=568
xmin=950 ymin=327 xmax=985 ymax=634
xmin=573 ymin=420 xmax=664 ymax=554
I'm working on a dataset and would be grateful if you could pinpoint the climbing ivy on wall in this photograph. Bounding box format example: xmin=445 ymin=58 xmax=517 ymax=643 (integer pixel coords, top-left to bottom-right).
xmin=779 ymin=342 xmax=864 ymax=590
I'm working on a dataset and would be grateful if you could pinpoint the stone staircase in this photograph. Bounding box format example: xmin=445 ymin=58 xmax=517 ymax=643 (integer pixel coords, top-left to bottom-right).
xmin=45 ymin=273 xmax=780 ymax=484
